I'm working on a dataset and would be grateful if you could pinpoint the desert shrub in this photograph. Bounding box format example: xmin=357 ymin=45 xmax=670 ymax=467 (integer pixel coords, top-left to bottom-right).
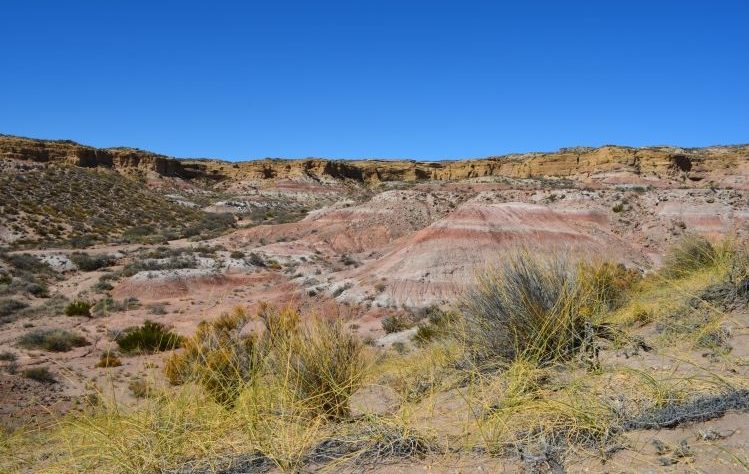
xmin=182 ymin=212 xmax=235 ymax=238
xmin=4 ymin=254 xmax=51 ymax=273
xmin=128 ymin=379 xmax=152 ymax=398
xmin=247 ymin=252 xmax=266 ymax=267
xmin=165 ymin=308 xmax=260 ymax=405
xmin=115 ymin=321 xmax=183 ymax=354
xmin=230 ymin=250 xmax=245 ymax=259
xmin=23 ymin=366 xmax=56 ymax=383
xmin=122 ymin=256 xmax=198 ymax=276
xmin=463 ymin=251 xmax=606 ymax=364
xmin=284 ymin=318 xmax=367 ymax=420
xmin=69 ymin=252 xmax=114 ymax=271
xmin=96 ymin=352 xmax=123 ymax=368
xmin=19 ymin=295 xmax=68 ymax=319
xmin=166 ymin=305 xmax=367 ymax=418
xmin=147 ymin=303 xmax=168 ymax=315
xmin=579 ymin=261 xmax=640 ymax=311
xmin=0 ymin=351 xmax=17 ymax=361
xmin=23 ymin=281 xmax=49 ymax=297
xmin=0 ymin=298 xmax=28 ymax=317
xmin=382 ymin=315 xmax=411 ymax=334
xmin=92 ymin=297 xmax=140 ymax=316
xmin=65 ymin=300 xmax=92 ymax=317
xmin=121 ymin=225 xmax=155 ymax=242
xmin=19 ymin=328 xmax=89 ymax=352
xmin=93 ymin=281 xmax=114 ymax=292
xmin=413 ymin=308 xmax=460 ymax=345
xmin=661 ymin=234 xmax=717 ymax=279
xmin=257 ymin=304 xmax=301 ymax=349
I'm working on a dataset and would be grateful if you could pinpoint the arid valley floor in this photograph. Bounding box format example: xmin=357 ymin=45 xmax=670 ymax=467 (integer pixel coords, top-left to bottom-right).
xmin=2 ymin=135 xmax=749 ymax=473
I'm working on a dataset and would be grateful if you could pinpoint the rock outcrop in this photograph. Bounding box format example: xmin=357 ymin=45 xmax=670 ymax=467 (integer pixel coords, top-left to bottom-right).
xmin=2 ymin=134 xmax=748 ymax=188
xmin=0 ymin=135 xmax=195 ymax=178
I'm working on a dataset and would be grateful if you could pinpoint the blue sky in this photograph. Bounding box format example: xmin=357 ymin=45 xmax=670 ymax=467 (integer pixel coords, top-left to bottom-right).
xmin=1 ymin=1 xmax=747 ymax=161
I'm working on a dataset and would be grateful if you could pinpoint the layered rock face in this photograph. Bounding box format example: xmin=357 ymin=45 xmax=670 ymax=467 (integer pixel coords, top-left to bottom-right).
xmin=2 ymin=134 xmax=747 ymax=187
xmin=0 ymin=135 xmax=194 ymax=177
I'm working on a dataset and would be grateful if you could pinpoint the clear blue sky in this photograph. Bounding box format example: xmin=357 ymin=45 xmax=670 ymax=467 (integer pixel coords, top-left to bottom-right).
xmin=1 ymin=1 xmax=747 ymax=161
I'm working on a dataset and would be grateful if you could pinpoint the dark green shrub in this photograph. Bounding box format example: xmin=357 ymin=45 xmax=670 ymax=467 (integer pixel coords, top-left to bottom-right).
xmin=65 ymin=300 xmax=92 ymax=317
xmin=115 ymin=320 xmax=183 ymax=354
xmin=19 ymin=328 xmax=89 ymax=352
xmin=23 ymin=366 xmax=56 ymax=383
xmin=230 ymin=250 xmax=245 ymax=259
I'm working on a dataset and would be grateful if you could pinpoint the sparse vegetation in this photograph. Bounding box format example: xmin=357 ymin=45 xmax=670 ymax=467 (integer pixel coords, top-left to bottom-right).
xmin=5 ymin=237 xmax=749 ymax=473
xmin=0 ymin=165 xmax=234 ymax=248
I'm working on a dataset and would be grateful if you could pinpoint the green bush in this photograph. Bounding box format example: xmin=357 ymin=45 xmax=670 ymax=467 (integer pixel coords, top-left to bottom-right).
xmin=65 ymin=300 xmax=92 ymax=317
xmin=115 ymin=320 xmax=183 ymax=354
xmin=19 ymin=328 xmax=89 ymax=352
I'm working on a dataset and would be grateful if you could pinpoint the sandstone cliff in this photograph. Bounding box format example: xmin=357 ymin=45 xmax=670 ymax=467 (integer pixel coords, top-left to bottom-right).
xmin=2 ymin=134 xmax=747 ymax=187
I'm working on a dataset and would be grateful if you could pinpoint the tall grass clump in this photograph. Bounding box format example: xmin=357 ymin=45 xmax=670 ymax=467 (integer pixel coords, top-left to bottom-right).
xmin=660 ymin=234 xmax=718 ymax=279
xmin=165 ymin=308 xmax=261 ymax=405
xmin=166 ymin=305 xmax=369 ymax=419
xmin=463 ymin=250 xmax=634 ymax=365
xmin=284 ymin=318 xmax=368 ymax=420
